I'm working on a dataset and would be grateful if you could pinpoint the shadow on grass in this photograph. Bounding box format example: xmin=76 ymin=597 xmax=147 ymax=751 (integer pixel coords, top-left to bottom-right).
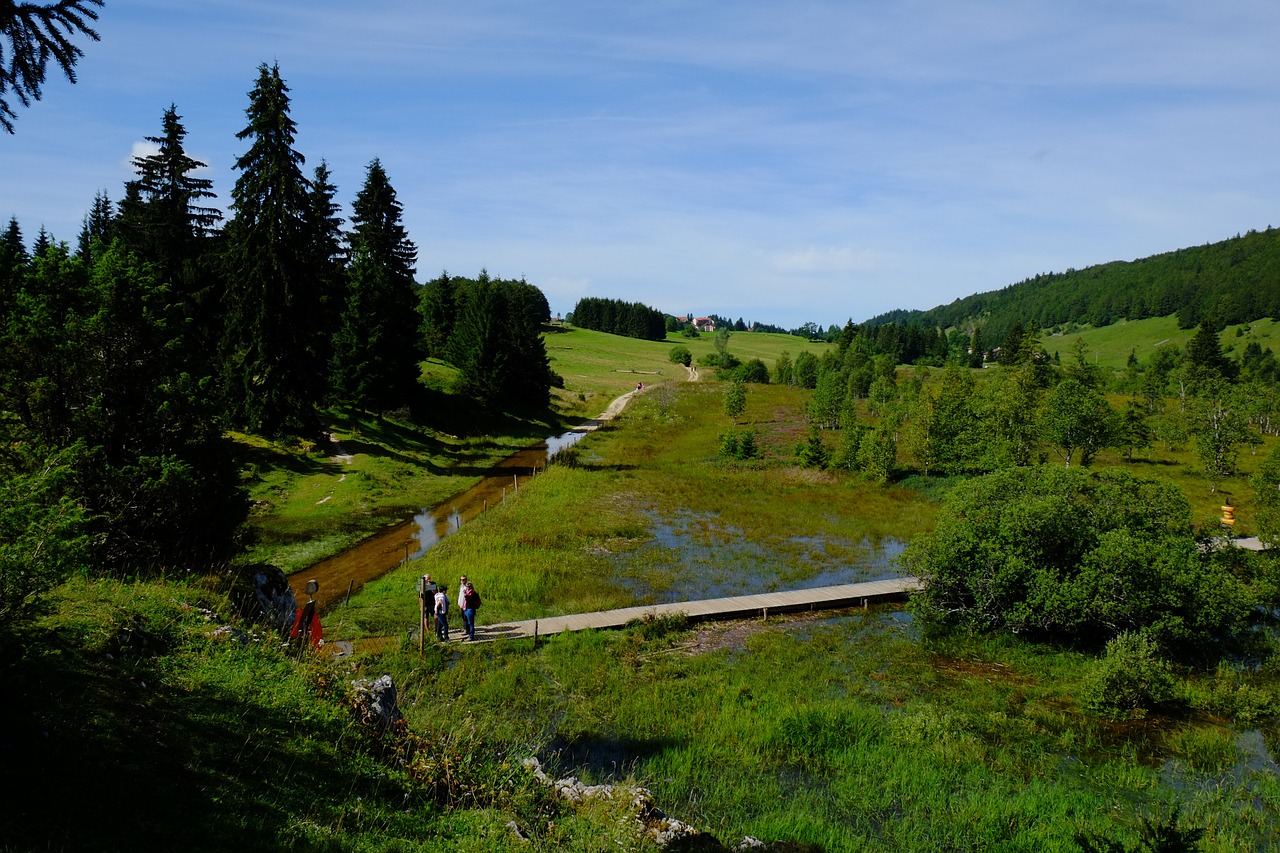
xmin=235 ymin=439 xmax=329 ymax=477
xmin=579 ymin=463 xmax=640 ymax=474
xmin=0 ymin=627 xmax=404 ymax=852
xmin=539 ymin=733 xmax=684 ymax=783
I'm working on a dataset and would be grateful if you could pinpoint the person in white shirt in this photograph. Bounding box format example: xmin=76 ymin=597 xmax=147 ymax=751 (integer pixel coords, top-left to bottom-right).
xmin=433 ymin=585 xmax=450 ymax=641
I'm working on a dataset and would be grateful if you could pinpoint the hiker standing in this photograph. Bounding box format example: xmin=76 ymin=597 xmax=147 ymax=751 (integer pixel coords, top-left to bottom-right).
xmin=418 ymin=574 xmax=437 ymax=644
xmin=433 ymin=584 xmax=450 ymax=641
xmin=462 ymin=580 xmax=481 ymax=641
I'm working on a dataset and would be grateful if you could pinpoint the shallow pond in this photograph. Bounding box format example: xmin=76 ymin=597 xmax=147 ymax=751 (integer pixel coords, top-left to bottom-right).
xmin=614 ymin=508 xmax=909 ymax=604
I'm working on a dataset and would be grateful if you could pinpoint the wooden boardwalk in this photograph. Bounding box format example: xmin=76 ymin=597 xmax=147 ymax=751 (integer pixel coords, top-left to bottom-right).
xmin=328 ymin=577 xmax=921 ymax=658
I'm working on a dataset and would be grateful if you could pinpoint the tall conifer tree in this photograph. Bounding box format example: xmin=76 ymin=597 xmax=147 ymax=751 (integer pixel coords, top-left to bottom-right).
xmin=118 ymin=105 xmax=223 ymax=361
xmin=304 ymin=160 xmax=346 ymax=372
xmin=0 ymin=217 xmax=27 ymax=315
xmin=329 ymin=159 xmax=421 ymax=412
xmin=220 ymin=63 xmax=320 ymax=435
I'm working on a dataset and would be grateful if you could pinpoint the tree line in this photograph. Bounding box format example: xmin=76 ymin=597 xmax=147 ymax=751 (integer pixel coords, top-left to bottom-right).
xmin=569 ymin=296 xmax=667 ymax=341
xmin=1 ymin=63 xmax=558 ymax=617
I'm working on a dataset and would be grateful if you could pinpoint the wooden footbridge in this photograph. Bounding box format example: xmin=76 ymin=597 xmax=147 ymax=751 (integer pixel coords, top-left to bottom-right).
xmin=328 ymin=577 xmax=921 ymax=659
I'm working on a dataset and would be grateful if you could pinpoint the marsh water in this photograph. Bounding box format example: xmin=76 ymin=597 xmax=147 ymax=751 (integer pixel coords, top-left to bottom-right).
xmin=289 ymin=426 xmax=592 ymax=612
xmin=615 ymin=509 xmax=908 ymax=603
xmin=290 ymin=419 xmax=909 ymax=613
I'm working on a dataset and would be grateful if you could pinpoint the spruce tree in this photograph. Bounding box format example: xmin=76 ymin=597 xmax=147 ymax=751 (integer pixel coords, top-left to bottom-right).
xmin=304 ymin=160 xmax=346 ymax=371
xmin=329 ymin=158 xmax=421 ymax=412
xmin=1185 ymin=321 xmax=1238 ymax=385
xmin=0 ymin=0 xmax=102 ymax=132
xmin=447 ymin=272 xmax=508 ymax=410
xmin=76 ymin=189 xmax=113 ymax=263
xmin=32 ymin=226 xmax=51 ymax=256
xmin=0 ymin=217 xmax=27 ymax=315
xmin=118 ymin=106 xmax=224 ymax=362
xmin=500 ymin=277 xmax=558 ymax=404
xmin=119 ymin=106 xmax=220 ymax=272
xmin=969 ymin=326 xmax=984 ymax=368
xmin=419 ymin=271 xmax=457 ymax=359
xmin=220 ymin=63 xmax=320 ymax=435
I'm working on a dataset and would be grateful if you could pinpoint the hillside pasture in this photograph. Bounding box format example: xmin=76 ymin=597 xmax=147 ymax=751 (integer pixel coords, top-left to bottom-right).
xmin=1039 ymin=314 xmax=1280 ymax=370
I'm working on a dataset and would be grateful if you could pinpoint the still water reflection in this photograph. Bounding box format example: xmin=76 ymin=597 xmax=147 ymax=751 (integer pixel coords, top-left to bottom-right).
xmin=292 ymin=425 xmax=593 ymax=611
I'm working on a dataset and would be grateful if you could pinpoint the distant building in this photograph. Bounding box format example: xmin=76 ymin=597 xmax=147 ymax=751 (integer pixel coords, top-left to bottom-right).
xmin=693 ymin=316 xmax=716 ymax=332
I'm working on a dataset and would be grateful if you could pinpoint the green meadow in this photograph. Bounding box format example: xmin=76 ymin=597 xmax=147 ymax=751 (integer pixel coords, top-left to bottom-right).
xmin=1041 ymin=315 xmax=1280 ymax=370
xmin=329 ymin=379 xmax=932 ymax=639
xmin=322 ymin=355 xmax=1279 ymax=851
xmin=239 ymin=327 xmax=836 ymax=574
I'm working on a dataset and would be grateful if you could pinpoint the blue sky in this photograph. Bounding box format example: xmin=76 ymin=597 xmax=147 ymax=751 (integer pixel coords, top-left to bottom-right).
xmin=5 ymin=1 xmax=1279 ymax=327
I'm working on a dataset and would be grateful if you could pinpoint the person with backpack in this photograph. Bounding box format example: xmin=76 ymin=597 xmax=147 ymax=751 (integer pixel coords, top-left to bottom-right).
xmin=433 ymin=584 xmax=450 ymax=641
xmin=462 ymin=580 xmax=481 ymax=641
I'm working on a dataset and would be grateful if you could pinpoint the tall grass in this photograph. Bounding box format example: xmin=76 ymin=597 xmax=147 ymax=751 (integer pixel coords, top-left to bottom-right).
xmin=325 ymin=381 xmax=937 ymax=639
xmin=362 ymin=604 xmax=1279 ymax=851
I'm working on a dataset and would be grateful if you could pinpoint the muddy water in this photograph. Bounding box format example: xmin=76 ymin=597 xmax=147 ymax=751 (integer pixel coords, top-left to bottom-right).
xmin=289 ymin=427 xmax=591 ymax=613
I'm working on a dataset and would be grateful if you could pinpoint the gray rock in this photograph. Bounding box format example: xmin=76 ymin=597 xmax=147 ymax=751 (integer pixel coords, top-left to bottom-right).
xmin=351 ymin=675 xmax=402 ymax=731
xmin=250 ymin=565 xmax=297 ymax=631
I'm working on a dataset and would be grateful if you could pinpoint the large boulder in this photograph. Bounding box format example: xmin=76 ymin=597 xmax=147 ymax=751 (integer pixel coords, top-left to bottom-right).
xmin=214 ymin=563 xmax=297 ymax=634
xmin=351 ymin=675 xmax=402 ymax=732
xmin=242 ymin=564 xmax=297 ymax=631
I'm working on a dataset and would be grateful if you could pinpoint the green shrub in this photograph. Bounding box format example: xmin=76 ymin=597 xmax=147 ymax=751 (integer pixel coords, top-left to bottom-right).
xmin=1075 ymin=804 xmax=1205 ymax=853
xmin=1198 ymin=663 xmax=1279 ymax=725
xmin=719 ymin=430 xmax=759 ymax=461
xmin=1080 ymin=632 xmax=1175 ymax=720
xmin=623 ymin=611 xmax=689 ymax=641
xmin=731 ymin=357 xmax=770 ymax=384
xmin=550 ymin=445 xmax=582 ymax=468
xmin=795 ymin=424 xmax=829 ymax=469
xmin=905 ymin=466 xmax=1258 ymax=650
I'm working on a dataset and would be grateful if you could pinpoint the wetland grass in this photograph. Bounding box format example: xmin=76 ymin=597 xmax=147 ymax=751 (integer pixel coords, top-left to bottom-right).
xmin=262 ymin=352 xmax=1280 ymax=849
xmin=325 ymin=382 xmax=937 ymax=639
xmin=370 ymin=604 xmax=1279 ymax=850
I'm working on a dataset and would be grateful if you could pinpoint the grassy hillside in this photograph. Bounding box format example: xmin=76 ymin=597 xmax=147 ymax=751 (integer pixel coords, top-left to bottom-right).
xmin=543 ymin=325 xmax=833 ymax=416
xmin=1040 ymin=315 xmax=1280 ymax=370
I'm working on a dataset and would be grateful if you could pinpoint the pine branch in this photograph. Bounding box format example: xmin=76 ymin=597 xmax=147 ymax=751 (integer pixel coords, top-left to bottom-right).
xmin=0 ymin=0 xmax=103 ymax=132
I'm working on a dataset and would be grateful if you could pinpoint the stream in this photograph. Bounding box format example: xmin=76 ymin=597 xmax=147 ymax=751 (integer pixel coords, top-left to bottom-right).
xmin=287 ymin=425 xmax=592 ymax=612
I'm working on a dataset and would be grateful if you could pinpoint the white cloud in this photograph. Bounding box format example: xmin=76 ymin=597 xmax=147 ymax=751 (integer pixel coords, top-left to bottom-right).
xmin=124 ymin=140 xmax=160 ymax=173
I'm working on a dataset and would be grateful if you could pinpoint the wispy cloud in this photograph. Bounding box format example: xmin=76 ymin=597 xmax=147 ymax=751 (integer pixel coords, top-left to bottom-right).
xmin=6 ymin=0 xmax=1280 ymax=325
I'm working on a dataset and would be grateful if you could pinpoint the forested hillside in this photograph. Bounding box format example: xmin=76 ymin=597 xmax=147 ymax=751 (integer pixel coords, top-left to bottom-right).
xmin=865 ymin=226 xmax=1280 ymax=346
